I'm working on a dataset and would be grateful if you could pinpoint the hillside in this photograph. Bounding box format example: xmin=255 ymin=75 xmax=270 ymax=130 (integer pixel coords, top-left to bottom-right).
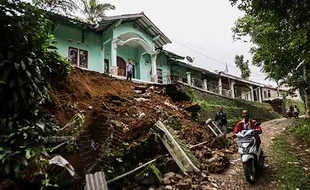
xmin=21 ymin=68 xmax=282 ymax=189
xmin=177 ymin=84 xmax=282 ymax=127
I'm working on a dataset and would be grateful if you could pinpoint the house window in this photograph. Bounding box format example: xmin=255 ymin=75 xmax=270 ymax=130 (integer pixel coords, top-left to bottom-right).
xmin=68 ymin=47 xmax=88 ymax=68
xmin=264 ymin=91 xmax=267 ymax=98
xmin=268 ymin=90 xmax=271 ymax=98
xmin=157 ymin=68 xmax=163 ymax=84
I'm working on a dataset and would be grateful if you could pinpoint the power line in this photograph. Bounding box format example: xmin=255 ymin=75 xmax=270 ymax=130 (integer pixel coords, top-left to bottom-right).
xmin=168 ymin=37 xmax=268 ymax=77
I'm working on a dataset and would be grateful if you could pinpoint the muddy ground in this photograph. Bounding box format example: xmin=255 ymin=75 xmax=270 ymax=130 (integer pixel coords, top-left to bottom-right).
xmin=208 ymin=118 xmax=297 ymax=190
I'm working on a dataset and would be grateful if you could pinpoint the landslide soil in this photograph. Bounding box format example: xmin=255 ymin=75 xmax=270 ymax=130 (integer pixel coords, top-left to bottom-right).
xmin=47 ymin=68 xmax=216 ymax=178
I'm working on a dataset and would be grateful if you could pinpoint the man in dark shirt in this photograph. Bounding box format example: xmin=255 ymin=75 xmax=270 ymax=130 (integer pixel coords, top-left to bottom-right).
xmin=215 ymin=106 xmax=227 ymax=135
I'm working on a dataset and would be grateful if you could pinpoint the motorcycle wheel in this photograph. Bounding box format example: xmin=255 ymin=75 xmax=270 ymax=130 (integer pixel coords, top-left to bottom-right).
xmin=243 ymin=159 xmax=256 ymax=184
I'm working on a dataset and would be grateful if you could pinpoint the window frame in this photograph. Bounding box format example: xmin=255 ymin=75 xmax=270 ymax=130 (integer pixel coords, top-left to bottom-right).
xmin=68 ymin=47 xmax=89 ymax=69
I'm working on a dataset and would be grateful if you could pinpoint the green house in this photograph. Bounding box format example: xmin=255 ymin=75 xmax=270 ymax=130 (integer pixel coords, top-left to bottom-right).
xmin=48 ymin=12 xmax=173 ymax=84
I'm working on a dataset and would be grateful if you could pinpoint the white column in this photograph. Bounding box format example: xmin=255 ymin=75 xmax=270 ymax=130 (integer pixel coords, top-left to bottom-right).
xmin=111 ymin=41 xmax=118 ymax=75
xmin=258 ymin=87 xmax=262 ymax=102
xmin=151 ymin=54 xmax=158 ymax=83
xmin=230 ymin=80 xmax=235 ymax=98
xmin=249 ymin=85 xmax=254 ymax=101
xmin=186 ymin=72 xmax=191 ymax=85
xmin=203 ymin=79 xmax=208 ymax=90
xmin=218 ymin=77 xmax=223 ymax=95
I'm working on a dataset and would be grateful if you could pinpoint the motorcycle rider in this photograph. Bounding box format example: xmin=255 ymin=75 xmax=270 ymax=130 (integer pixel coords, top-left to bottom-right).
xmin=233 ymin=110 xmax=262 ymax=147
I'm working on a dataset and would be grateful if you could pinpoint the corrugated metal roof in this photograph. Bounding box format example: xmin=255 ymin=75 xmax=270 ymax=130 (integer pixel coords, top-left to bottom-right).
xmin=85 ymin=172 xmax=109 ymax=190
xmin=162 ymin=50 xmax=185 ymax=60
xmin=98 ymin=12 xmax=171 ymax=48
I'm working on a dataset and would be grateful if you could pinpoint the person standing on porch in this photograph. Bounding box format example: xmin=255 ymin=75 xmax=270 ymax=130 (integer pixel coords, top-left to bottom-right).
xmin=215 ymin=106 xmax=228 ymax=136
xmin=127 ymin=60 xmax=133 ymax=81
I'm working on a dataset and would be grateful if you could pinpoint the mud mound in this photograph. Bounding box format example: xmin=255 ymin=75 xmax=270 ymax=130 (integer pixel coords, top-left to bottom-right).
xmin=46 ymin=68 xmax=236 ymax=189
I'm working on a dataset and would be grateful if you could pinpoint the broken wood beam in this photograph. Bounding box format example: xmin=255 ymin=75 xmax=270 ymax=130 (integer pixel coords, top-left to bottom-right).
xmin=189 ymin=140 xmax=209 ymax=149
xmin=154 ymin=120 xmax=200 ymax=174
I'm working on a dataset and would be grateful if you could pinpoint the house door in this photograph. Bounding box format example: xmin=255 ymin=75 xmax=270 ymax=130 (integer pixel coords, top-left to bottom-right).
xmin=117 ymin=56 xmax=126 ymax=76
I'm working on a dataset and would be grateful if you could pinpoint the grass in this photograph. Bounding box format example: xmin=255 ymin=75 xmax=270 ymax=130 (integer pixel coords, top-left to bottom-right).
xmin=287 ymin=119 xmax=310 ymax=142
xmin=270 ymin=123 xmax=310 ymax=190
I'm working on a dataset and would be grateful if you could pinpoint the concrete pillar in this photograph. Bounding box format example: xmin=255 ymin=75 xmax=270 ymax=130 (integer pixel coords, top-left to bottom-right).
xmin=111 ymin=41 xmax=118 ymax=75
xmin=151 ymin=53 xmax=158 ymax=83
xmin=186 ymin=72 xmax=191 ymax=85
xmin=218 ymin=77 xmax=223 ymax=95
xmin=249 ymin=85 xmax=254 ymax=101
xmin=258 ymin=87 xmax=262 ymax=102
xmin=230 ymin=80 xmax=235 ymax=98
xmin=203 ymin=79 xmax=208 ymax=90
xmin=191 ymin=78 xmax=195 ymax=86
xmin=102 ymin=45 xmax=105 ymax=73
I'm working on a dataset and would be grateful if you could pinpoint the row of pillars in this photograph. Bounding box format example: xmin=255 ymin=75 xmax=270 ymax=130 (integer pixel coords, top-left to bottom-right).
xmin=186 ymin=72 xmax=263 ymax=102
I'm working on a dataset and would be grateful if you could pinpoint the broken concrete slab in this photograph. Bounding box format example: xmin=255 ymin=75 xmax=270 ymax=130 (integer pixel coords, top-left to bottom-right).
xmin=154 ymin=120 xmax=200 ymax=174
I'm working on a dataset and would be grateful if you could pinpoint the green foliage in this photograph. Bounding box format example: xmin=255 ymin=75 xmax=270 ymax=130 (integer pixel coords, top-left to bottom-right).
xmin=196 ymin=95 xmax=281 ymax=127
xmin=271 ymin=133 xmax=310 ymax=189
xmin=188 ymin=86 xmax=198 ymax=101
xmin=0 ymin=0 xmax=69 ymax=182
xmin=234 ymin=54 xmax=251 ymax=79
xmin=80 ymin=0 xmax=115 ymax=24
xmin=287 ymin=119 xmax=310 ymax=143
xmin=32 ymin=0 xmax=79 ymax=16
xmin=230 ymin=0 xmax=310 ymax=115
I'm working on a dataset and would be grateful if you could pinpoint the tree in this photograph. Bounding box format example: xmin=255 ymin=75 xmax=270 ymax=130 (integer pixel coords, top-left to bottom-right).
xmin=234 ymin=54 xmax=251 ymax=79
xmin=0 ymin=0 xmax=69 ymax=180
xmin=80 ymin=0 xmax=115 ymax=24
xmin=230 ymin=0 xmax=310 ymax=117
xmin=32 ymin=0 xmax=79 ymax=15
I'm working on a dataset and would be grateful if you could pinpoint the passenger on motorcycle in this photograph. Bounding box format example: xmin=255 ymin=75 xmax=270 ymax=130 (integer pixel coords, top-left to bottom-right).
xmin=233 ymin=110 xmax=262 ymax=147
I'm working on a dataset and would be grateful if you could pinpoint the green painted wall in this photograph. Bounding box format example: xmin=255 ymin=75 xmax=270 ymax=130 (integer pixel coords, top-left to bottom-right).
xmin=156 ymin=54 xmax=170 ymax=84
xmin=53 ymin=23 xmax=104 ymax=72
xmin=138 ymin=46 xmax=152 ymax=81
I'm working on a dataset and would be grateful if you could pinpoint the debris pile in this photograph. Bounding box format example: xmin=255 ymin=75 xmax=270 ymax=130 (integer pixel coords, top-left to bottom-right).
xmin=40 ymin=68 xmax=238 ymax=189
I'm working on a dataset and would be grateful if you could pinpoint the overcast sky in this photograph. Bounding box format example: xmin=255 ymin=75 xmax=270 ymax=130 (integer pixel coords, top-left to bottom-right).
xmin=104 ymin=0 xmax=275 ymax=85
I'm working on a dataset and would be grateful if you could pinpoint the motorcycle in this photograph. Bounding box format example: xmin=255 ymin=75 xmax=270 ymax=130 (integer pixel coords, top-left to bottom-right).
xmin=236 ymin=124 xmax=264 ymax=184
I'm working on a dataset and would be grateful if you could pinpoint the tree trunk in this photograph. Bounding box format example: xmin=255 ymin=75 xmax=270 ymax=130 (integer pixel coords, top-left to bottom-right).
xmin=304 ymin=89 xmax=310 ymax=118
xmin=303 ymin=63 xmax=310 ymax=118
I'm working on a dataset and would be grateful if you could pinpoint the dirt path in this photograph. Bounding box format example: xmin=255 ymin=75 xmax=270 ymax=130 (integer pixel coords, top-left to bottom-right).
xmin=208 ymin=118 xmax=296 ymax=190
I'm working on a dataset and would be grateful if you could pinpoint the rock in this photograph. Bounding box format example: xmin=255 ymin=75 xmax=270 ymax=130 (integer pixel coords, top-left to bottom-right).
xmin=164 ymin=185 xmax=173 ymax=190
xmin=305 ymin=149 xmax=310 ymax=152
xmin=183 ymin=178 xmax=192 ymax=184
xmin=162 ymin=177 xmax=171 ymax=185
xmin=163 ymin=172 xmax=175 ymax=179
xmin=134 ymin=90 xmax=143 ymax=94
xmin=175 ymin=174 xmax=183 ymax=179
xmin=148 ymin=187 xmax=156 ymax=190
xmin=135 ymin=97 xmax=149 ymax=102
xmin=88 ymin=106 xmax=93 ymax=110
xmin=211 ymin=183 xmax=218 ymax=188
xmin=176 ymin=182 xmax=190 ymax=190
xmin=191 ymin=184 xmax=203 ymax=190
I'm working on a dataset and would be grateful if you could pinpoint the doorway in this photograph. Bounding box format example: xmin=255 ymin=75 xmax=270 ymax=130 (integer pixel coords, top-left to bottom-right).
xmin=117 ymin=56 xmax=126 ymax=76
